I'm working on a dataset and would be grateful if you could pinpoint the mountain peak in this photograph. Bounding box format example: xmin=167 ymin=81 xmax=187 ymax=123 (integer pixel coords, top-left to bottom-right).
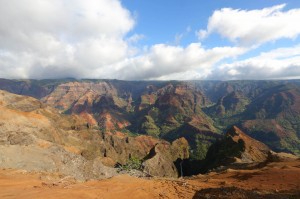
xmin=205 ymin=126 xmax=270 ymax=170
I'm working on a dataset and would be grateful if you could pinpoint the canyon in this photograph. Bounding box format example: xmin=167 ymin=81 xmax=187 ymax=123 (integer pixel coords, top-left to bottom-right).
xmin=0 ymin=78 xmax=300 ymax=198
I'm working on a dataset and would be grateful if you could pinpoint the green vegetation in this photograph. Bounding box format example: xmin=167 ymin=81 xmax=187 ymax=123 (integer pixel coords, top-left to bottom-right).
xmin=117 ymin=157 xmax=143 ymax=171
xmin=190 ymin=134 xmax=216 ymax=160
xmin=4 ymin=79 xmax=300 ymax=157
xmin=191 ymin=141 xmax=209 ymax=160
xmin=148 ymin=107 xmax=159 ymax=121
xmin=140 ymin=115 xmax=160 ymax=137
xmin=205 ymin=137 xmax=246 ymax=168
xmin=160 ymin=124 xmax=176 ymax=136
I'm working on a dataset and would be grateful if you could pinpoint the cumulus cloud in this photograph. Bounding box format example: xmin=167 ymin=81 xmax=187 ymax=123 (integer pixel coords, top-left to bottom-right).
xmin=0 ymin=0 xmax=134 ymax=79
xmin=197 ymin=4 xmax=300 ymax=46
xmin=208 ymin=45 xmax=300 ymax=80
xmin=0 ymin=0 xmax=250 ymax=80
xmin=112 ymin=43 xmax=247 ymax=80
xmin=1 ymin=1 xmax=298 ymax=81
xmin=0 ymin=0 xmax=247 ymax=80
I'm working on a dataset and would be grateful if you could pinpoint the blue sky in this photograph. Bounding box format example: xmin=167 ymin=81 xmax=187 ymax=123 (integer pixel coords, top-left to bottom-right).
xmin=0 ymin=0 xmax=300 ymax=80
xmin=122 ymin=0 xmax=300 ymax=46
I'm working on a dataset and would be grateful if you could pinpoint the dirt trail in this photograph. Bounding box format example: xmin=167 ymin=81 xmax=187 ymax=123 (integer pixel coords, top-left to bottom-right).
xmin=0 ymin=160 xmax=300 ymax=199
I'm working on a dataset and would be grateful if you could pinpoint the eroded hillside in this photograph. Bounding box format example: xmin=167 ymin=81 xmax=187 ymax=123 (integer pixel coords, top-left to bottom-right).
xmin=0 ymin=90 xmax=189 ymax=179
xmin=1 ymin=79 xmax=300 ymax=157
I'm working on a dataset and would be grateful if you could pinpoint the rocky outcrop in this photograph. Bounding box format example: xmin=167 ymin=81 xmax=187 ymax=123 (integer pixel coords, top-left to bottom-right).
xmin=0 ymin=145 xmax=118 ymax=181
xmin=143 ymin=138 xmax=189 ymax=178
xmin=0 ymin=90 xmax=120 ymax=180
xmin=41 ymin=81 xmax=117 ymax=110
xmin=1 ymin=79 xmax=300 ymax=156
xmin=204 ymin=126 xmax=270 ymax=170
xmin=267 ymin=151 xmax=299 ymax=162
xmin=84 ymin=133 xmax=160 ymax=165
xmin=0 ymin=90 xmax=191 ymax=179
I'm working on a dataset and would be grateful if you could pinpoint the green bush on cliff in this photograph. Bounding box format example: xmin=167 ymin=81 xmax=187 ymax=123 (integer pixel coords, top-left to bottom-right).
xmin=118 ymin=157 xmax=143 ymax=171
xmin=190 ymin=134 xmax=216 ymax=160
xmin=191 ymin=141 xmax=209 ymax=160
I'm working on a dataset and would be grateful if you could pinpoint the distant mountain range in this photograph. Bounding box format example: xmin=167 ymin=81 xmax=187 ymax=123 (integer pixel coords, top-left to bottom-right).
xmin=1 ymin=78 xmax=300 ymax=158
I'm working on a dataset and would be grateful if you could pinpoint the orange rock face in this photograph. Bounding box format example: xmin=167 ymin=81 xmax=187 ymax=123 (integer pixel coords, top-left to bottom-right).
xmin=0 ymin=90 xmax=189 ymax=179
xmin=227 ymin=126 xmax=270 ymax=163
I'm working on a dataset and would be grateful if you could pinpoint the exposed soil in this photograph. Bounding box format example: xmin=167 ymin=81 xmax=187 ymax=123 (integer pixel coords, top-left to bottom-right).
xmin=0 ymin=160 xmax=299 ymax=199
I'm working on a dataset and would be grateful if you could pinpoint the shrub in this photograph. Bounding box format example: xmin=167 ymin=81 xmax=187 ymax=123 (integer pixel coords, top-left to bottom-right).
xmin=117 ymin=157 xmax=143 ymax=171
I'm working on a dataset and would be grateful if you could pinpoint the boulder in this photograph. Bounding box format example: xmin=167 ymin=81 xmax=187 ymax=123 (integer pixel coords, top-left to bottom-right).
xmin=143 ymin=138 xmax=189 ymax=178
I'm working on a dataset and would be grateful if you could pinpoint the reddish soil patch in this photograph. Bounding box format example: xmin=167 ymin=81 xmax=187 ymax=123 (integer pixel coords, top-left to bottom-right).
xmin=0 ymin=160 xmax=299 ymax=199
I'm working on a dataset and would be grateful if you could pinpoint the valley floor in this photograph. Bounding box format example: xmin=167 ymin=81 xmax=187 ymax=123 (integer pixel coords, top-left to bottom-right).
xmin=0 ymin=160 xmax=300 ymax=199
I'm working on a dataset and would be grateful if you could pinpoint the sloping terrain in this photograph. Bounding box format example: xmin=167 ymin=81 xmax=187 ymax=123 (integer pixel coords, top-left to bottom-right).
xmin=0 ymin=88 xmax=299 ymax=198
xmin=239 ymin=85 xmax=300 ymax=155
xmin=204 ymin=126 xmax=270 ymax=171
xmin=0 ymin=160 xmax=299 ymax=199
xmin=0 ymin=79 xmax=300 ymax=157
xmin=0 ymin=90 xmax=189 ymax=179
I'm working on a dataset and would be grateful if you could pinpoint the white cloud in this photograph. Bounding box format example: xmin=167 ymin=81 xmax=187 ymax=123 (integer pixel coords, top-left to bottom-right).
xmin=0 ymin=0 xmax=247 ymax=81
xmin=1 ymin=1 xmax=296 ymax=81
xmin=113 ymin=43 xmax=247 ymax=80
xmin=208 ymin=45 xmax=300 ymax=80
xmin=0 ymin=0 xmax=134 ymax=79
xmin=127 ymin=34 xmax=145 ymax=44
xmin=197 ymin=4 xmax=300 ymax=46
xmin=174 ymin=26 xmax=192 ymax=45
xmin=155 ymin=70 xmax=209 ymax=81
